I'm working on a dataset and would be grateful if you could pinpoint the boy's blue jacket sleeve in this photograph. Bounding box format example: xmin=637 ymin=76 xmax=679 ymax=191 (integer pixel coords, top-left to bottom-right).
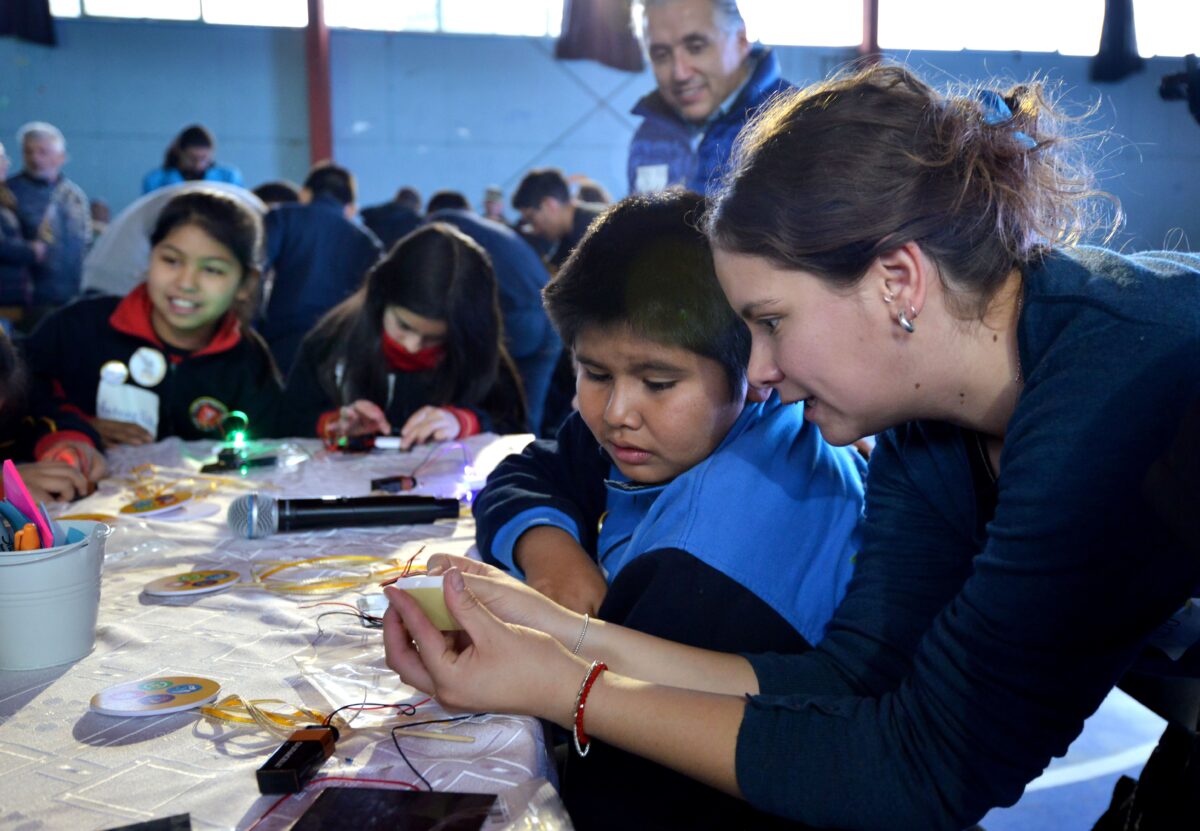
xmin=474 ymin=412 xmax=608 ymax=573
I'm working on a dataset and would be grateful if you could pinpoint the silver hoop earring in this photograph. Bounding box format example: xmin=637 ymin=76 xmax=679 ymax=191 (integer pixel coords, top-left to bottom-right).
xmin=897 ymin=307 xmax=915 ymax=333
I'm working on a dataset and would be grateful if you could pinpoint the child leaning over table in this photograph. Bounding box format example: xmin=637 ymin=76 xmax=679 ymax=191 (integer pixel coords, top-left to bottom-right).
xmin=471 ymin=191 xmax=866 ymax=831
xmin=0 ymin=326 xmax=107 ymax=502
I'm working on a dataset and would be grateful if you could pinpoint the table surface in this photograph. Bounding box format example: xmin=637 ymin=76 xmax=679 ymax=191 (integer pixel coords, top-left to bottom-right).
xmin=0 ymin=434 xmax=562 ymax=831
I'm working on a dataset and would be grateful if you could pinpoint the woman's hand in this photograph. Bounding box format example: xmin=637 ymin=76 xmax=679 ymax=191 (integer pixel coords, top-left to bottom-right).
xmin=16 ymin=461 xmax=91 ymax=502
xmin=424 ymin=553 xmax=583 ymax=643
xmin=399 ymin=406 xmax=461 ymax=450
xmin=328 ymin=399 xmax=392 ymax=439
xmin=92 ymin=418 xmax=154 ymax=446
xmin=383 ymin=567 xmax=585 ymax=723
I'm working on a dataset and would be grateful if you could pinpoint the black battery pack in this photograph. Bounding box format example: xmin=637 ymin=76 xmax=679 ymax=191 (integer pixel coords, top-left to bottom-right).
xmin=256 ymin=724 xmax=340 ymax=794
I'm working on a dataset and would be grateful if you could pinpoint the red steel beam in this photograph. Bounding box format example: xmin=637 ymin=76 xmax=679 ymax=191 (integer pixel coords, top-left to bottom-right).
xmin=859 ymin=0 xmax=881 ymax=63
xmin=305 ymin=0 xmax=333 ymax=164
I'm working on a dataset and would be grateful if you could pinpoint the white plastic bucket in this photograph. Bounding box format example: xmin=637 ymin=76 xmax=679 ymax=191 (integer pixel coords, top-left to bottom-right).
xmin=0 ymin=520 xmax=109 ymax=670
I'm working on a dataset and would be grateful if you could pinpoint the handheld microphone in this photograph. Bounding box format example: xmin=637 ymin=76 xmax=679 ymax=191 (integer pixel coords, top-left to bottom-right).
xmin=227 ymin=493 xmax=460 ymax=539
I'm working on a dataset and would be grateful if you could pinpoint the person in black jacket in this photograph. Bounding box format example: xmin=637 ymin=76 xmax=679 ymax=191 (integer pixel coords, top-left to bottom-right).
xmin=23 ymin=190 xmax=283 ymax=446
xmin=1 ymin=326 xmax=106 ymax=502
xmin=282 ymin=223 xmax=527 ymax=446
xmin=257 ymin=163 xmax=383 ymax=374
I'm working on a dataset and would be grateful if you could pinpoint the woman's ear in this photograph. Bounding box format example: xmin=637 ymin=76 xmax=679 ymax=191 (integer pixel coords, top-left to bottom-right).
xmin=872 ymin=241 xmax=932 ymax=329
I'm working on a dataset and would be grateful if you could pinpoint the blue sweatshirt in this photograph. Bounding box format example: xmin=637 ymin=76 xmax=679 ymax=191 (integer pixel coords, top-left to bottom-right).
xmin=141 ymin=163 xmax=244 ymax=194
xmin=258 ymin=197 xmax=383 ymax=373
xmin=476 ymin=393 xmax=867 ymax=830
xmin=479 ymin=394 xmax=865 ymax=647
xmin=736 ymin=247 xmax=1200 ymax=830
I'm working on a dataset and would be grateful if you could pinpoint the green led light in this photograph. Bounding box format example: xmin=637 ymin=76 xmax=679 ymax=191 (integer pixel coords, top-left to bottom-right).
xmin=222 ymin=410 xmax=250 ymax=447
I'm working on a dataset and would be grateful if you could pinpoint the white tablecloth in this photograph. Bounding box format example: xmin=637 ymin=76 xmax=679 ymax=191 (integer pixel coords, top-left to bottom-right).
xmin=0 ymin=435 xmax=564 ymax=830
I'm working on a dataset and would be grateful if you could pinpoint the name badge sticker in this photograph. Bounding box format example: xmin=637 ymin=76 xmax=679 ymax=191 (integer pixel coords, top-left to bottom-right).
xmin=130 ymin=347 xmax=168 ymax=387
xmin=635 ymin=164 xmax=670 ymax=193
xmin=97 ymin=382 xmax=160 ymax=438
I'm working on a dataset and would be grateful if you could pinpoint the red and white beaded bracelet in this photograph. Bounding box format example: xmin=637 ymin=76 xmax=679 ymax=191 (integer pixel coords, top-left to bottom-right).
xmin=572 ymin=660 xmax=608 ymax=757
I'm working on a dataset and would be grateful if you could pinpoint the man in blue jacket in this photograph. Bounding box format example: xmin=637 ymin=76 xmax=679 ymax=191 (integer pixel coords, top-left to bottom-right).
xmin=627 ymin=0 xmax=792 ymax=196
xmin=257 ymin=162 xmax=382 ymax=373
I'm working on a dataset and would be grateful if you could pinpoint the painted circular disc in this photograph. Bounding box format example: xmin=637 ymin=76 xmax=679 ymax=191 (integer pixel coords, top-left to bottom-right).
xmin=143 ymin=569 xmax=241 ymax=597
xmin=119 ymin=491 xmax=193 ymax=516
xmin=90 ymin=676 xmax=220 ymax=717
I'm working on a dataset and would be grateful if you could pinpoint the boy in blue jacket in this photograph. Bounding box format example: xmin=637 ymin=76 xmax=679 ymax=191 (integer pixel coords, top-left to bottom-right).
xmin=473 ymin=191 xmax=866 ymax=830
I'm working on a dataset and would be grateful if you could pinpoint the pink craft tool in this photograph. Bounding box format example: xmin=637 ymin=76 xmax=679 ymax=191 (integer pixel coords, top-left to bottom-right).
xmin=3 ymin=460 xmax=52 ymax=549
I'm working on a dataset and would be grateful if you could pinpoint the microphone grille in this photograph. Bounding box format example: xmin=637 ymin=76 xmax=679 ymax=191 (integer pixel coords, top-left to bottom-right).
xmin=227 ymin=493 xmax=279 ymax=539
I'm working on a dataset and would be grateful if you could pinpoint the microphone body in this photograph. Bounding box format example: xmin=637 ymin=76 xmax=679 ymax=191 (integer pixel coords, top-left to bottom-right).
xmin=228 ymin=494 xmax=460 ymax=539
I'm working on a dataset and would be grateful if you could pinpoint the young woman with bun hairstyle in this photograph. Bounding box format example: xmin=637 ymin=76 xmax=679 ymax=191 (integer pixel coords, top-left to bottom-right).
xmin=380 ymin=65 xmax=1200 ymax=830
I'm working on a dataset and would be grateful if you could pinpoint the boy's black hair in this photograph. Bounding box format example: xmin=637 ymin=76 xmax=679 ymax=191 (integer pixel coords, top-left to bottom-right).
xmin=543 ymin=190 xmax=748 ymax=400
xmin=425 ymin=190 xmax=470 ymax=213
xmin=303 ymin=161 xmax=357 ymax=206
xmin=511 ymin=168 xmax=570 ymax=211
xmin=395 ymin=186 xmax=422 ymax=211
xmin=253 ymin=180 xmax=301 ymax=205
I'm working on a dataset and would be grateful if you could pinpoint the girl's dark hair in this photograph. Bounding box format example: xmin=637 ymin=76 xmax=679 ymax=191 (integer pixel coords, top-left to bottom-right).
xmin=312 ymin=223 xmax=513 ymax=410
xmin=163 ymin=124 xmax=215 ymax=170
xmin=707 ymin=63 xmax=1119 ymax=317
xmin=150 ymin=190 xmax=263 ymax=277
xmin=150 ymin=190 xmax=264 ymax=322
xmin=545 ymin=190 xmax=748 ymax=400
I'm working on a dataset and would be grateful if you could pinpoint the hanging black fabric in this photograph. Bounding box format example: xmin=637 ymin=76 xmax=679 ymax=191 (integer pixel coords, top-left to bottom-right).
xmin=555 ymin=0 xmax=644 ymax=73
xmin=0 ymin=0 xmax=56 ymax=46
xmin=1091 ymin=0 xmax=1143 ymax=82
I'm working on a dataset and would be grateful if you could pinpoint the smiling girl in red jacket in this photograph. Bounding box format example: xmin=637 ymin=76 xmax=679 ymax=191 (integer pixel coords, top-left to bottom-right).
xmin=24 ymin=190 xmax=283 ymax=446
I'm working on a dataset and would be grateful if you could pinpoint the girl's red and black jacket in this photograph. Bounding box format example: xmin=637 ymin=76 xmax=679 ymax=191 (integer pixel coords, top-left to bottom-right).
xmin=22 ymin=285 xmax=285 ymax=444
xmin=0 ymin=408 xmax=98 ymax=465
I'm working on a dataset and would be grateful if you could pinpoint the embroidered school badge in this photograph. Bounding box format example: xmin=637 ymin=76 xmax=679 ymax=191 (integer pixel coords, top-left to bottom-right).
xmin=189 ymin=396 xmax=229 ymax=432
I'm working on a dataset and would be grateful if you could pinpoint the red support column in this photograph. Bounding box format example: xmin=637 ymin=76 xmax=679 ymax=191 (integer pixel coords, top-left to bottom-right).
xmin=305 ymin=0 xmax=333 ymax=164
xmin=859 ymin=0 xmax=881 ymax=64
